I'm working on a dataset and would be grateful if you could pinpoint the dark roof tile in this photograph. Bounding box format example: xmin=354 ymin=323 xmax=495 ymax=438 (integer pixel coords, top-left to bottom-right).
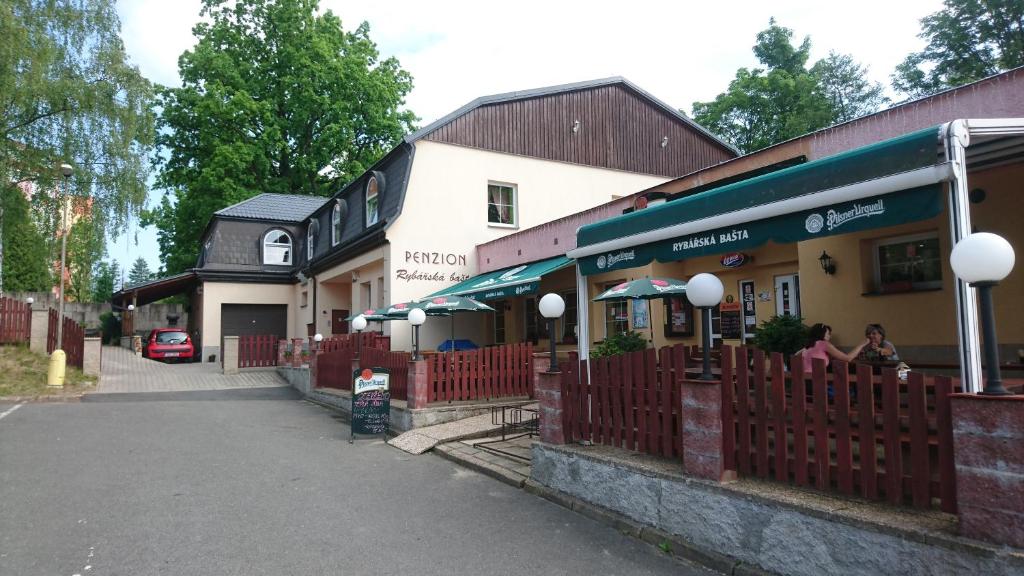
xmin=215 ymin=193 xmax=329 ymax=222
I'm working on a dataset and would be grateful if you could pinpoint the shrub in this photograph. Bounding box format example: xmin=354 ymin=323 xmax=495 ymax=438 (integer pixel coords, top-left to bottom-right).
xmin=591 ymin=330 xmax=648 ymax=359
xmin=98 ymin=312 xmax=121 ymax=344
xmin=751 ymin=315 xmax=808 ymax=357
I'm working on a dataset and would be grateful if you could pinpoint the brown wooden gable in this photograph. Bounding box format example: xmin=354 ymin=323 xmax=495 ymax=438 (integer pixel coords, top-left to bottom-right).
xmin=419 ymin=83 xmax=735 ymax=177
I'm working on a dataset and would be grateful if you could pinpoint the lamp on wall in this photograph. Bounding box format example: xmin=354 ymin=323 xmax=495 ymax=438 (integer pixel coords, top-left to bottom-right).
xmin=408 ymin=308 xmax=426 ymax=360
xmin=818 ymin=251 xmax=836 ymax=275
xmin=685 ymin=273 xmax=724 ymax=381
xmin=950 ymin=232 xmax=1016 ymax=396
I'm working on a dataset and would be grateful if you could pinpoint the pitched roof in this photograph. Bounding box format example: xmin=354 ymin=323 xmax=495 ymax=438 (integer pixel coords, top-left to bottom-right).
xmin=405 ymin=77 xmax=738 ymax=154
xmin=214 ymin=193 xmax=330 ymax=222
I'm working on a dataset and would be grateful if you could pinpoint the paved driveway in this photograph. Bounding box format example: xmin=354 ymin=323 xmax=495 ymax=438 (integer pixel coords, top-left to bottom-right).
xmin=99 ymin=345 xmax=286 ymax=393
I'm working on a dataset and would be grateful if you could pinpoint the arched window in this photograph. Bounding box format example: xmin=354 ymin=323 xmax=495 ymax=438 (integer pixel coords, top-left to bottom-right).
xmin=332 ymin=201 xmax=342 ymax=246
xmin=365 ymin=175 xmax=380 ymax=227
xmin=263 ymin=229 xmax=292 ymax=265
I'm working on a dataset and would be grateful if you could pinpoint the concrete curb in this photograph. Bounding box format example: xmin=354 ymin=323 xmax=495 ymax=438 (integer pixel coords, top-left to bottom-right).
xmin=0 ymin=393 xmax=85 ymax=403
xmin=434 ymin=442 xmax=770 ymax=575
xmin=522 ymin=479 xmax=776 ymax=576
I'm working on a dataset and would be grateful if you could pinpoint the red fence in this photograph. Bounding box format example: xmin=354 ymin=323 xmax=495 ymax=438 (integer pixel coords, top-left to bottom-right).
xmin=46 ymin=309 xmax=85 ymax=368
xmin=316 ymin=348 xmax=355 ymax=390
xmin=560 ymin=346 xmax=688 ymax=459
xmin=359 ymin=347 xmax=411 ymax=401
xmin=319 ymin=332 xmax=390 ymax=353
xmin=0 ymin=296 xmax=31 ymax=344
xmin=238 ymin=335 xmax=279 ymax=367
xmin=426 ymin=343 xmax=534 ymax=403
xmin=721 ymin=346 xmax=958 ymax=512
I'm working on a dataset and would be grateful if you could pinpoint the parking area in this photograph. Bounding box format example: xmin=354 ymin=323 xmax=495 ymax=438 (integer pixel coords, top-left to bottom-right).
xmin=99 ymin=345 xmax=286 ymax=393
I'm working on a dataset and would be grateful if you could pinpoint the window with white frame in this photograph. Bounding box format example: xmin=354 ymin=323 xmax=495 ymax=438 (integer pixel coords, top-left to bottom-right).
xmin=332 ymin=201 xmax=342 ymax=245
xmin=263 ymin=229 xmax=292 ymax=265
xmin=603 ymin=282 xmax=628 ymax=337
xmin=487 ymin=183 xmax=516 ymax=226
xmin=561 ymin=290 xmax=578 ymax=343
xmin=874 ymin=232 xmax=942 ymax=291
xmin=365 ymin=175 xmax=380 ymax=227
xmin=306 ymin=223 xmax=314 ymax=261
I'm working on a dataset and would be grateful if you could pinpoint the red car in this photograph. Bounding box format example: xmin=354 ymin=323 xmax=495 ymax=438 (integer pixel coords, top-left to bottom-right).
xmin=143 ymin=328 xmax=195 ymax=362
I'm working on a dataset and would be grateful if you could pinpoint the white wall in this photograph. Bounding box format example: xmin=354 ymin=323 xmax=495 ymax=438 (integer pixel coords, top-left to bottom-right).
xmin=385 ymin=141 xmax=666 ymax=350
xmin=200 ymin=281 xmax=294 ymax=358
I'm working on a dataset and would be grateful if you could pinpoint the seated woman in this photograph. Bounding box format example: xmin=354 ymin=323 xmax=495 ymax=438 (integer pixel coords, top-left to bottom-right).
xmin=796 ymin=323 xmax=870 ymax=374
xmin=857 ymin=323 xmax=899 ymax=362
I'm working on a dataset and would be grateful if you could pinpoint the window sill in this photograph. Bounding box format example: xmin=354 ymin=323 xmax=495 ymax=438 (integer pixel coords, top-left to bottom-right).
xmin=488 ymin=222 xmax=519 ymax=230
xmin=861 ymin=286 xmax=943 ymax=297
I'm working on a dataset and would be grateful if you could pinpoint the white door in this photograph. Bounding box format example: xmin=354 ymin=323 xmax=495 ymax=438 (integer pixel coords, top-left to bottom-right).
xmin=774 ymin=274 xmax=801 ymax=318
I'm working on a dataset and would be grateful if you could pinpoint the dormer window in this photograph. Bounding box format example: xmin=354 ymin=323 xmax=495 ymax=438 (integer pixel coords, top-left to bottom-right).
xmin=332 ymin=201 xmax=343 ymax=245
xmin=263 ymin=229 xmax=292 ymax=265
xmin=365 ymin=174 xmax=380 ymax=227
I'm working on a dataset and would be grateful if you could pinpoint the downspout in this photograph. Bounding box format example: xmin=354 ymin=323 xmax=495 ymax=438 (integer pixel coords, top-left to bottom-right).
xmin=311 ymin=273 xmax=317 ymax=336
xmin=943 ymin=120 xmax=982 ymax=393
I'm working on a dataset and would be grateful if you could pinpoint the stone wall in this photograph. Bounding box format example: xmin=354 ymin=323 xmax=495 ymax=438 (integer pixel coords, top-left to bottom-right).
xmin=8 ymin=292 xmax=187 ymax=334
xmin=531 ymin=443 xmax=1024 ymax=576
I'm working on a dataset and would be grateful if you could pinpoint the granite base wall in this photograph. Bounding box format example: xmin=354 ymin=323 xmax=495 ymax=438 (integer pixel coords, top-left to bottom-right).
xmin=530 ymin=443 xmax=1024 ymax=576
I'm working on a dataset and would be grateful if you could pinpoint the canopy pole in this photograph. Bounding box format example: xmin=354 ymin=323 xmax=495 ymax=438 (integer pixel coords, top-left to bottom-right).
xmin=945 ymin=121 xmax=982 ymax=393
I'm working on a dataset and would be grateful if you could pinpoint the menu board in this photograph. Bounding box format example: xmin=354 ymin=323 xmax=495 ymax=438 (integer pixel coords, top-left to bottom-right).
xmin=719 ymin=302 xmax=743 ymax=340
xmin=351 ymin=367 xmax=390 ymax=440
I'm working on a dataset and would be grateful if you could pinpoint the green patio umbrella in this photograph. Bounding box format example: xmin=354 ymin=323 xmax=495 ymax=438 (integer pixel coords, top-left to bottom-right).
xmin=593 ymin=278 xmax=688 ymax=343
xmin=408 ymin=295 xmax=495 ymax=351
xmin=346 ymin=307 xmax=391 ymax=322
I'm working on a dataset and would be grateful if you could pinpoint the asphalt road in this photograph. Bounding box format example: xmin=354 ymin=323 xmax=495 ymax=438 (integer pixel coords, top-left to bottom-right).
xmin=0 ymin=389 xmax=715 ymax=576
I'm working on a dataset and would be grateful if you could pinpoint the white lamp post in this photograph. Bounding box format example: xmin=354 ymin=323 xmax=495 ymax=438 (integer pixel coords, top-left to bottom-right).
xmin=539 ymin=293 xmax=566 ymax=372
xmin=26 ymin=297 xmax=33 ymax=305
xmin=950 ymin=232 xmax=1016 ymax=395
xmin=56 ymin=163 xmax=73 ymax=351
xmin=685 ymin=273 xmax=724 ymax=381
xmin=352 ymin=314 xmax=367 ymax=357
xmin=408 ymin=308 xmax=426 ymax=360
xmin=313 ymin=332 xmax=323 ymax=352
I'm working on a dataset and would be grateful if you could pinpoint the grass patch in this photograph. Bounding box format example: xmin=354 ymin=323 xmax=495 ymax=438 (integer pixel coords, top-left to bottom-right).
xmin=0 ymin=344 xmax=97 ymax=398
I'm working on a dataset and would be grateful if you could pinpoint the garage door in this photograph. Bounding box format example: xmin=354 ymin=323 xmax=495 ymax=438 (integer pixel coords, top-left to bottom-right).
xmin=221 ymin=304 xmax=287 ymax=340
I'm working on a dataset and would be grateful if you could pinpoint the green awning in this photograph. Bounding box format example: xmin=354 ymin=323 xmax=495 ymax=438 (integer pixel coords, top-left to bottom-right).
xmin=570 ymin=125 xmax=953 ymax=275
xmin=429 ymin=255 xmax=574 ymax=301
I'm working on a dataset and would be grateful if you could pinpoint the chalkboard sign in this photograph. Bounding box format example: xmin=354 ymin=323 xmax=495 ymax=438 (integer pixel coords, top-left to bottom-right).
xmin=351 ymin=367 xmax=390 ymax=441
xmin=720 ymin=310 xmax=743 ymax=340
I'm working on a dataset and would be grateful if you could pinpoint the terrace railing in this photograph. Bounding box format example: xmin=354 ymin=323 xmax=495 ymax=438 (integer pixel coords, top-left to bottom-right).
xmin=426 ymin=343 xmax=534 ymax=403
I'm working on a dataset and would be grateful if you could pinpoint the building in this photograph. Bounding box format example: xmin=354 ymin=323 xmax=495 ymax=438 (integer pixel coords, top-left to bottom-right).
xmin=114 ymin=77 xmax=735 ymax=360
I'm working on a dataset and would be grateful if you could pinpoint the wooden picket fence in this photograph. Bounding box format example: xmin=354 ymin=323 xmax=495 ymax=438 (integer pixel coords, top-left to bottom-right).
xmin=238 ymin=335 xmax=279 ymax=367
xmin=316 ymin=347 xmax=355 ymax=390
xmin=358 ymin=347 xmax=411 ymax=401
xmin=319 ymin=332 xmax=390 ymax=353
xmin=46 ymin=309 xmax=85 ymax=368
xmin=0 ymin=296 xmax=31 ymax=344
xmin=722 ymin=346 xmax=959 ymax=512
xmin=425 ymin=343 xmax=534 ymax=403
xmin=560 ymin=346 xmax=688 ymax=459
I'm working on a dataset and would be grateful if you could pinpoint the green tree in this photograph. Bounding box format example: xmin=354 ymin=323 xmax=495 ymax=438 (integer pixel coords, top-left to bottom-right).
xmin=0 ymin=0 xmax=156 ymax=239
xmin=90 ymin=259 xmax=119 ymax=303
xmin=0 ymin=184 xmax=50 ymax=292
xmin=812 ymin=52 xmax=889 ymax=124
xmin=893 ymin=0 xmax=1024 ymax=98
xmin=65 ymin=215 xmax=106 ymax=302
xmin=692 ymin=20 xmax=886 ymax=153
xmin=127 ymin=257 xmax=152 ymax=286
xmin=149 ymin=0 xmax=417 ymax=274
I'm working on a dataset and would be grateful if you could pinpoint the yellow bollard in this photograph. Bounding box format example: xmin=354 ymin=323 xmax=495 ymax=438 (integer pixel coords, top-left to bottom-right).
xmin=47 ymin=349 xmax=66 ymax=388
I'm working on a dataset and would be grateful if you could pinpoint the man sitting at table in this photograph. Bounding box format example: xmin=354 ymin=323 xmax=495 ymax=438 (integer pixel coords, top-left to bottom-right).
xmin=858 ymin=323 xmax=899 ymax=362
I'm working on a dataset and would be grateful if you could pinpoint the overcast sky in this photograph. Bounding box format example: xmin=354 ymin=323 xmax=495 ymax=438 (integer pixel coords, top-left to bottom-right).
xmin=111 ymin=0 xmax=944 ymax=273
